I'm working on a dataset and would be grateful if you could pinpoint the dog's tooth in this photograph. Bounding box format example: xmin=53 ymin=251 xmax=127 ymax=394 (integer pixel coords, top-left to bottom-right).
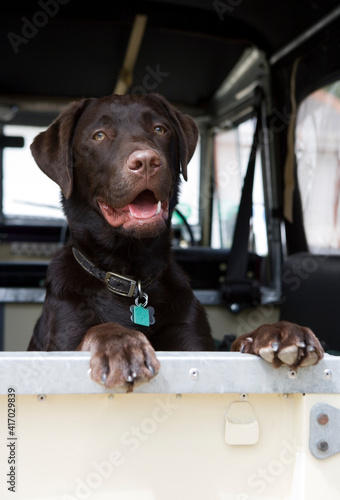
xmin=156 ymin=201 xmax=161 ymax=215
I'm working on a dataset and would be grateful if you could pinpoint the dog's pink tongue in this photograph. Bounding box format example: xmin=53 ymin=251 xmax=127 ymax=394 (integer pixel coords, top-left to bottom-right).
xmin=128 ymin=192 xmax=160 ymax=219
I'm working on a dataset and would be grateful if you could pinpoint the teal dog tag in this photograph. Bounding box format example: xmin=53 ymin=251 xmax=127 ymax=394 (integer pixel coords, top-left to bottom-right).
xmin=130 ymin=286 xmax=155 ymax=326
xmin=130 ymin=304 xmax=155 ymax=327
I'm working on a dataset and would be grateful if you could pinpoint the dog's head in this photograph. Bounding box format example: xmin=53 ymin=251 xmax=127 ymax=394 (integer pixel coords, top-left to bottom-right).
xmin=31 ymin=94 xmax=199 ymax=238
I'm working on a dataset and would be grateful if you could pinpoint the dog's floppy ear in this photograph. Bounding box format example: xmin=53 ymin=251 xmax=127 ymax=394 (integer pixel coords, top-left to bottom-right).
xmin=173 ymin=109 xmax=199 ymax=182
xmin=30 ymin=99 xmax=90 ymax=199
xmin=150 ymin=94 xmax=199 ymax=181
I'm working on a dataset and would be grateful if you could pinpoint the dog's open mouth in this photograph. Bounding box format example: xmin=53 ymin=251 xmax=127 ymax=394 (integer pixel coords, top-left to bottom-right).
xmin=97 ymin=190 xmax=169 ymax=234
xmin=128 ymin=190 xmax=163 ymax=219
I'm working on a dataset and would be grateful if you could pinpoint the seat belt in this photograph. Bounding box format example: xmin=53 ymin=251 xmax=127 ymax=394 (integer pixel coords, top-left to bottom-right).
xmin=221 ymin=104 xmax=262 ymax=312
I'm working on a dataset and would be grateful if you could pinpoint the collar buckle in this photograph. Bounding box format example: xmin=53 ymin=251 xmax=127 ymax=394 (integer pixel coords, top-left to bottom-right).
xmin=104 ymin=272 xmax=137 ymax=297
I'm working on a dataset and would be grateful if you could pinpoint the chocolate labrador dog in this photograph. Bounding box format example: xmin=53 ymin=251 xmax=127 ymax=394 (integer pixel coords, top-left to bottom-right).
xmin=28 ymin=93 xmax=323 ymax=390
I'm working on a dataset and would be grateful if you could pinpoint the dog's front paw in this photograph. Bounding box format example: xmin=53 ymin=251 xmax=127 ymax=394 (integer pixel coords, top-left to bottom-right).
xmin=231 ymin=321 xmax=324 ymax=368
xmin=78 ymin=323 xmax=160 ymax=391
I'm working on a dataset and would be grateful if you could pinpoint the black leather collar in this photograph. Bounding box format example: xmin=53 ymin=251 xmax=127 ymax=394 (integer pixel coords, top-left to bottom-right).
xmin=72 ymin=247 xmax=156 ymax=298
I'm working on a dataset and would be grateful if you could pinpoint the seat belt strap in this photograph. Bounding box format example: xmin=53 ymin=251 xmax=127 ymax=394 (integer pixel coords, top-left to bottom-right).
xmin=222 ymin=103 xmax=262 ymax=310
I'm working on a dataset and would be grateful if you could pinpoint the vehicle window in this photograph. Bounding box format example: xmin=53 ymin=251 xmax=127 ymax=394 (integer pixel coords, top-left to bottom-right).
xmin=3 ymin=125 xmax=64 ymax=220
xmin=296 ymin=81 xmax=340 ymax=253
xmin=212 ymin=118 xmax=268 ymax=255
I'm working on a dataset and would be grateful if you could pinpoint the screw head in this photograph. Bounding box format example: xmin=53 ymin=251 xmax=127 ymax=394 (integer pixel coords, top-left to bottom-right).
xmin=317 ymin=440 xmax=329 ymax=452
xmin=190 ymin=368 xmax=199 ymax=379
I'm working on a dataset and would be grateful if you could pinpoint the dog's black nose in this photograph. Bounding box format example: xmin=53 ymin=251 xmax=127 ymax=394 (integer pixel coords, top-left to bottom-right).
xmin=126 ymin=149 xmax=161 ymax=175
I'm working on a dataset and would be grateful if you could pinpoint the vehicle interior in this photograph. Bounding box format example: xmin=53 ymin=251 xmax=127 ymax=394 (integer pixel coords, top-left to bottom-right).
xmin=1 ymin=0 xmax=340 ymax=353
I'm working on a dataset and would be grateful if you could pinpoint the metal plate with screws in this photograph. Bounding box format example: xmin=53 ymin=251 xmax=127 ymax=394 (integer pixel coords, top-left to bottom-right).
xmin=0 ymin=352 xmax=339 ymax=395
xmin=309 ymin=403 xmax=340 ymax=460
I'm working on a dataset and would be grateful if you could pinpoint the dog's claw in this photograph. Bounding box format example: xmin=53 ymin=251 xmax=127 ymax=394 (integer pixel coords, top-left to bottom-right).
xmin=147 ymin=364 xmax=156 ymax=375
xmin=272 ymin=341 xmax=279 ymax=352
xmin=240 ymin=337 xmax=252 ymax=353
xmin=101 ymin=372 xmax=107 ymax=384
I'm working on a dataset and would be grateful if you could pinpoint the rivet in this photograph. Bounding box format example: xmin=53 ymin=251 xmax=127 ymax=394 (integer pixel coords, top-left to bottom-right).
xmin=176 ymin=394 xmax=182 ymax=400
xmin=190 ymin=368 xmax=199 ymax=379
xmin=317 ymin=440 xmax=329 ymax=452
xmin=317 ymin=413 xmax=329 ymax=426
xmin=240 ymin=393 xmax=248 ymax=400
xmin=323 ymin=369 xmax=332 ymax=380
xmin=37 ymin=394 xmax=46 ymax=402
xmin=108 ymin=394 xmax=114 ymax=400
xmin=288 ymin=370 xmax=297 ymax=379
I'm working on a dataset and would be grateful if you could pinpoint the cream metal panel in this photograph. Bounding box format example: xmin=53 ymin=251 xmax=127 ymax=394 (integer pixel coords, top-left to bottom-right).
xmin=0 ymin=352 xmax=338 ymax=499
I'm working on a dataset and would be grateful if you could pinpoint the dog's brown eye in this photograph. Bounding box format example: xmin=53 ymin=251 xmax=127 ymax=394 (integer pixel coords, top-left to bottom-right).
xmin=93 ymin=131 xmax=106 ymax=141
xmin=154 ymin=125 xmax=166 ymax=135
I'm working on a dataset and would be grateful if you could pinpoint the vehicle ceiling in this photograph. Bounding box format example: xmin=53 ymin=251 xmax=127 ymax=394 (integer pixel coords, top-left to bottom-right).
xmin=1 ymin=0 xmax=340 ymax=122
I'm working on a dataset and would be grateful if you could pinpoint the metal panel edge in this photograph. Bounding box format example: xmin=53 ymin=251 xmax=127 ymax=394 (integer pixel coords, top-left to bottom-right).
xmin=0 ymin=351 xmax=338 ymax=395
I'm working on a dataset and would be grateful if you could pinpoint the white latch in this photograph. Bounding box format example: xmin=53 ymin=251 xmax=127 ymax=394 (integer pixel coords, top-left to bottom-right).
xmin=225 ymin=401 xmax=259 ymax=445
